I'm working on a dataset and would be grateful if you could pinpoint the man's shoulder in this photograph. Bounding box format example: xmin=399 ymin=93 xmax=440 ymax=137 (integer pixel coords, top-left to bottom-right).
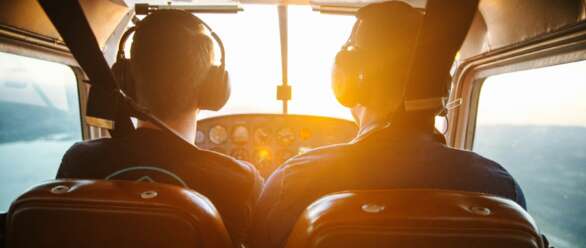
xmin=62 ymin=138 xmax=114 ymax=160
xmin=436 ymin=145 xmax=517 ymax=183
xmin=58 ymin=138 xmax=117 ymax=177
xmin=197 ymin=148 xmax=261 ymax=180
xmin=60 ymin=136 xmax=261 ymax=182
xmin=278 ymin=142 xmax=355 ymax=172
xmin=440 ymin=145 xmax=506 ymax=170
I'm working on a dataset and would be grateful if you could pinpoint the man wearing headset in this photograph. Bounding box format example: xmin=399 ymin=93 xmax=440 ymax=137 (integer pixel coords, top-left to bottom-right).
xmin=250 ymin=2 xmax=525 ymax=248
xmin=56 ymin=10 xmax=263 ymax=246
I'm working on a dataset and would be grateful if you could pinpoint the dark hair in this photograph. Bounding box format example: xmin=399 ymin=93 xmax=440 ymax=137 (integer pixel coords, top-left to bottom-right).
xmin=348 ymin=1 xmax=424 ymax=107
xmin=130 ymin=10 xmax=213 ymax=119
xmin=353 ymin=1 xmax=423 ymax=54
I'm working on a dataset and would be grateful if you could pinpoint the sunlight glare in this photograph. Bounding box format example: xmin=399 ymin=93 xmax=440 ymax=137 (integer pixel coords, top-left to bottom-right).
xmin=196 ymin=5 xmax=355 ymax=120
xmin=288 ymin=6 xmax=355 ymax=120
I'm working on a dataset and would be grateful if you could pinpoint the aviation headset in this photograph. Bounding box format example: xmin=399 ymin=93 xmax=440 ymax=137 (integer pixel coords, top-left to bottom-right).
xmin=112 ymin=10 xmax=230 ymax=112
xmin=331 ymin=3 xmax=450 ymax=114
xmin=331 ymin=41 xmax=373 ymax=108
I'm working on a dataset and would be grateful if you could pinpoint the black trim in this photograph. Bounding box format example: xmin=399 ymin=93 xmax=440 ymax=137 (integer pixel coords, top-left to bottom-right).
xmin=0 ymin=24 xmax=65 ymax=47
xmin=0 ymin=212 xmax=5 ymax=248
xmin=0 ymin=26 xmax=74 ymax=66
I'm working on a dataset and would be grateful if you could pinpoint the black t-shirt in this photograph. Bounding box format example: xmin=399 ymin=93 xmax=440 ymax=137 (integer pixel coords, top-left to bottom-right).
xmin=57 ymin=128 xmax=263 ymax=246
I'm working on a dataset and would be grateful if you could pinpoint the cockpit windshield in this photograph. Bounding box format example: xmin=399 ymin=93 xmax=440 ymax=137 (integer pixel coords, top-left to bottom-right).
xmin=196 ymin=5 xmax=355 ymax=120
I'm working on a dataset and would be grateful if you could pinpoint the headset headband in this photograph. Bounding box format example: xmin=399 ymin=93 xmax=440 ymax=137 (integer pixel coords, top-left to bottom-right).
xmin=117 ymin=12 xmax=225 ymax=71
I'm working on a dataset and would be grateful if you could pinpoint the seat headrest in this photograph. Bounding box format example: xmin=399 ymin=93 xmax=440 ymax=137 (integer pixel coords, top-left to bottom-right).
xmin=286 ymin=189 xmax=544 ymax=248
xmin=5 ymin=179 xmax=233 ymax=248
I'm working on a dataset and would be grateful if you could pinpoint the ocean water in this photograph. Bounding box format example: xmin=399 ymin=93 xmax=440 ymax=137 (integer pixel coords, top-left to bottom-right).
xmin=475 ymin=125 xmax=586 ymax=248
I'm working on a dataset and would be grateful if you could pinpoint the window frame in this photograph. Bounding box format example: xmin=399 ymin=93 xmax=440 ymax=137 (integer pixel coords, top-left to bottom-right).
xmin=0 ymin=48 xmax=88 ymax=212
xmin=448 ymin=22 xmax=586 ymax=150
xmin=0 ymin=50 xmax=86 ymax=141
xmin=0 ymin=26 xmax=90 ymax=140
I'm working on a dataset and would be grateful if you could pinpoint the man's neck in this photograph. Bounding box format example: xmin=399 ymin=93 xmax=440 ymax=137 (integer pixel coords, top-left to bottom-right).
xmin=352 ymin=105 xmax=436 ymax=142
xmin=353 ymin=105 xmax=390 ymax=137
xmin=136 ymin=111 xmax=198 ymax=145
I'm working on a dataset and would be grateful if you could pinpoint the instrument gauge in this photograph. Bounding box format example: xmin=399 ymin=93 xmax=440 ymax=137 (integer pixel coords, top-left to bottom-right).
xmin=232 ymin=125 xmax=249 ymax=144
xmin=253 ymin=148 xmax=272 ymax=165
xmin=277 ymin=127 xmax=296 ymax=146
xmin=277 ymin=149 xmax=296 ymax=163
xmin=231 ymin=148 xmax=249 ymax=161
xmin=209 ymin=125 xmax=228 ymax=145
xmin=299 ymin=127 xmax=312 ymax=141
xmin=254 ymin=128 xmax=271 ymax=145
xmin=253 ymin=148 xmax=274 ymax=177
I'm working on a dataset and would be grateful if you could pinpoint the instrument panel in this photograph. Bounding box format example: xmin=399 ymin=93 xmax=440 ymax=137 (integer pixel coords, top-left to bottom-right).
xmin=196 ymin=114 xmax=357 ymax=178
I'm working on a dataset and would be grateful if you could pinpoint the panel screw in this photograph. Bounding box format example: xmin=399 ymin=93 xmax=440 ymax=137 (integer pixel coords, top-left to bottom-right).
xmin=361 ymin=203 xmax=385 ymax=213
xmin=50 ymin=185 xmax=70 ymax=194
xmin=470 ymin=206 xmax=491 ymax=216
xmin=140 ymin=190 xmax=158 ymax=199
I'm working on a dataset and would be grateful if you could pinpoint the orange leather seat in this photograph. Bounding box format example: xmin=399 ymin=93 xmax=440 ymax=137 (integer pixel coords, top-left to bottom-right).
xmin=286 ymin=189 xmax=544 ymax=248
xmin=5 ymin=179 xmax=232 ymax=248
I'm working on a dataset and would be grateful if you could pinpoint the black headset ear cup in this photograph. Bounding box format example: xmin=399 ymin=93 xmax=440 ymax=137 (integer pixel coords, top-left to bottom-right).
xmin=111 ymin=58 xmax=137 ymax=100
xmin=197 ymin=66 xmax=230 ymax=111
xmin=332 ymin=49 xmax=362 ymax=108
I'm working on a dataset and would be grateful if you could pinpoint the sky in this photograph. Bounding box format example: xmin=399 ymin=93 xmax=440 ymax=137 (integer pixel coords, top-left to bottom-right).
xmin=477 ymin=60 xmax=586 ymax=127
xmin=0 ymin=52 xmax=77 ymax=112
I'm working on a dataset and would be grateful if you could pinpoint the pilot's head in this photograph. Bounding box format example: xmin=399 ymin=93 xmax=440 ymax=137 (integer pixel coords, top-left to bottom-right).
xmin=332 ymin=1 xmax=423 ymax=128
xmin=129 ymin=10 xmax=229 ymax=121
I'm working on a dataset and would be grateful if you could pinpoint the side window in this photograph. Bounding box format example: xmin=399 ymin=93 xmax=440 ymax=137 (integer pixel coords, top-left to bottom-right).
xmin=0 ymin=52 xmax=82 ymax=211
xmin=474 ymin=60 xmax=586 ymax=248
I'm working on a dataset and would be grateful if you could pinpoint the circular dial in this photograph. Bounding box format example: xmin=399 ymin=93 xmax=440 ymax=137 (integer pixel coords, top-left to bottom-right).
xmin=231 ymin=148 xmax=249 ymax=161
xmin=195 ymin=130 xmax=205 ymax=144
xmin=232 ymin=125 xmax=249 ymax=144
xmin=253 ymin=148 xmax=273 ymax=177
xmin=277 ymin=127 xmax=296 ymax=146
xmin=277 ymin=149 xmax=296 ymax=163
xmin=254 ymin=127 xmax=271 ymax=145
xmin=299 ymin=127 xmax=312 ymax=141
xmin=209 ymin=125 xmax=228 ymax=145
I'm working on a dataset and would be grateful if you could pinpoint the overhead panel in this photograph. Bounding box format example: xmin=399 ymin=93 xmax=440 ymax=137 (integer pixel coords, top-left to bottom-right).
xmin=80 ymin=0 xmax=130 ymax=48
xmin=127 ymin=0 xmax=242 ymax=6
xmin=1 ymin=0 xmax=584 ymax=61
xmin=309 ymin=0 xmax=426 ymax=14
xmin=460 ymin=0 xmax=585 ymax=59
xmin=0 ymin=0 xmax=60 ymax=42
xmin=0 ymin=0 xmax=129 ymax=49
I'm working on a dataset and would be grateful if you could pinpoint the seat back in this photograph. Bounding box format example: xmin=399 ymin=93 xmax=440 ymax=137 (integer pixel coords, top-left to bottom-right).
xmin=286 ymin=189 xmax=544 ymax=248
xmin=5 ymin=180 xmax=232 ymax=248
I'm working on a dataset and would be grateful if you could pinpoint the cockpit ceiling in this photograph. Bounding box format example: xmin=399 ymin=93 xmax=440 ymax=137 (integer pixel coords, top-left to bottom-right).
xmin=0 ymin=0 xmax=584 ymax=58
xmin=140 ymin=0 xmax=426 ymax=7
xmin=0 ymin=0 xmax=129 ymax=49
xmin=460 ymin=0 xmax=586 ymax=60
